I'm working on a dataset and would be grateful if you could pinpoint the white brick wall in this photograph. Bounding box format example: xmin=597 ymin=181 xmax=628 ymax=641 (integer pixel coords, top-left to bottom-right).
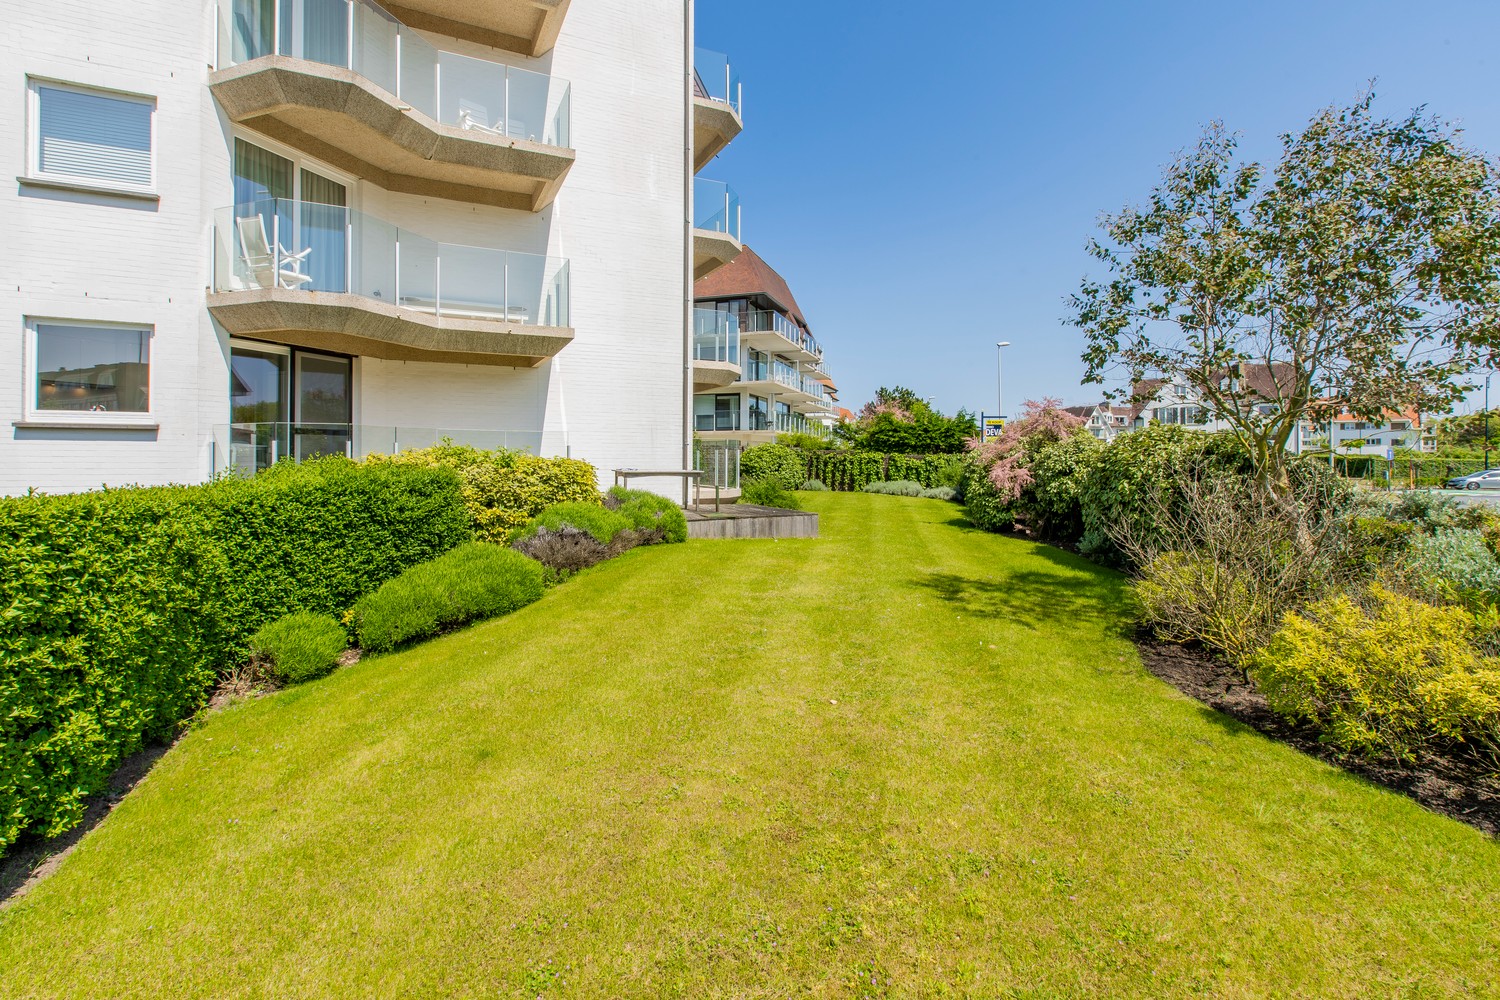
xmin=0 ymin=0 xmax=691 ymax=493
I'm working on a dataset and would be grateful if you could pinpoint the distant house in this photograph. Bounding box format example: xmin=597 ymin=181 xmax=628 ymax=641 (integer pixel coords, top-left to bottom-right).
xmin=1070 ymin=364 xmax=1432 ymax=454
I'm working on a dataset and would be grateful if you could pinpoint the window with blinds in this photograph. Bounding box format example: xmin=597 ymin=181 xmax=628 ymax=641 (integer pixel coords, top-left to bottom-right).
xmin=31 ymin=81 xmax=154 ymax=189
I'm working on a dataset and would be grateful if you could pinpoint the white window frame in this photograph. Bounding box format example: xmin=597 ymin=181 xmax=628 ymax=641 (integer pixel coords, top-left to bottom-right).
xmin=230 ymin=129 xmax=358 ymax=209
xmin=25 ymin=78 xmax=158 ymax=198
xmin=23 ymin=317 xmax=156 ymax=425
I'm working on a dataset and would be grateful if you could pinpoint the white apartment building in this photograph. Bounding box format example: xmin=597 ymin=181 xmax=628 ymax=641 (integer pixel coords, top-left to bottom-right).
xmin=690 ymin=245 xmax=839 ymax=449
xmin=1 ymin=0 xmax=745 ymax=494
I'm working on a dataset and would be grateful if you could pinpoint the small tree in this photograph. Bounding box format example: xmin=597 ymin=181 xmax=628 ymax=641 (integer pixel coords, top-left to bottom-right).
xmin=1070 ymin=93 xmax=1500 ymax=500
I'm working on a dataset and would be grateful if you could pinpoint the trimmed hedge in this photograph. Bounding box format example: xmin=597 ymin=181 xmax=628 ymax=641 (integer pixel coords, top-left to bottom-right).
xmin=0 ymin=458 xmax=469 ymax=854
xmin=801 ymin=451 xmax=964 ymax=492
xmin=740 ymin=444 xmax=807 ymax=490
xmin=352 ymin=543 xmax=546 ymax=653
xmin=367 ymin=443 xmax=600 ymax=542
xmin=741 ymin=480 xmax=802 ymax=509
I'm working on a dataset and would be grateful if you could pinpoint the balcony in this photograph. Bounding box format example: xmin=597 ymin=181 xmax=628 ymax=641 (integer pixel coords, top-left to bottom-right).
xmin=693 ymin=48 xmax=743 ymax=172
xmin=738 ymin=309 xmax=822 ymax=363
xmin=208 ymin=198 xmax=572 ymax=366
xmin=694 ymin=178 xmax=742 ymax=279
xmin=696 ymin=179 xmax=744 ymax=280
xmin=381 ymin=0 xmax=569 ymax=56
xmin=692 ymin=308 xmax=740 ymax=391
xmin=213 ymin=0 xmax=574 ymax=211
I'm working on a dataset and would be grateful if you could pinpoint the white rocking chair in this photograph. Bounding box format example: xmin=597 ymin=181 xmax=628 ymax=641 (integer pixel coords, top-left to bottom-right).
xmin=236 ymin=215 xmax=314 ymax=291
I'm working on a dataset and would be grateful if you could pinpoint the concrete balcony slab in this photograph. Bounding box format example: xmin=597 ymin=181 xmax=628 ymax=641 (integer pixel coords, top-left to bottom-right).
xmin=208 ymin=288 xmax=573 ymax=367
xmin=384 ymin=0 xmax=570 ymax=56
xmin=211 ymin=58 xmax=574 ymax=211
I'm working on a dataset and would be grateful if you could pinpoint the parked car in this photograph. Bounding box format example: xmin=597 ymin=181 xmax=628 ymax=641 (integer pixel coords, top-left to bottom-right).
xmin=1446 ymin=470 xmax=1500 ymax=490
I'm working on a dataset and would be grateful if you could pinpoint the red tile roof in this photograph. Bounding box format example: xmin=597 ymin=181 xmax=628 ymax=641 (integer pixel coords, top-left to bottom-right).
xmin=694 ymin=245 xmax=810 ymax=331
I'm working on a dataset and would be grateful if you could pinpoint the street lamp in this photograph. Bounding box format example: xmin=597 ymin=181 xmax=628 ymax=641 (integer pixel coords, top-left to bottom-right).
xmin=996 ymin=342 xmax=1011 ymax=421
xmin=1486 ymin=372 xmax=1494 ymax=470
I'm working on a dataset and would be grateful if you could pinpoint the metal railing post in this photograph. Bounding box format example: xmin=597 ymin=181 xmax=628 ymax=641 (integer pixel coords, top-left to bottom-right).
xmin=434 ymin=254 xmax=442 ymax=317
xmin=346 ymin=0 xmax=354 ymax=68
xmin=503 ymin=66 xmax=511 ymax=136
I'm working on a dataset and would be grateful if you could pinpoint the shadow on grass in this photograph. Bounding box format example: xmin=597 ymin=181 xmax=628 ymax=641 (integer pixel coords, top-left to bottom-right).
xmin=912 ymin=564 xmax=1131 ymax=634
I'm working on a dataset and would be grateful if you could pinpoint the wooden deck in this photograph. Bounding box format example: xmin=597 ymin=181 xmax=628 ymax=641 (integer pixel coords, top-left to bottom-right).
xmin=685 ymin=504 xmax=819 ymax=540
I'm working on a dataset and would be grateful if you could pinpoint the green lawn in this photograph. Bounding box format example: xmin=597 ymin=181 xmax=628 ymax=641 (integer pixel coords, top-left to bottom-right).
xmin=2 ymin=494 xmax=1497 ymax=997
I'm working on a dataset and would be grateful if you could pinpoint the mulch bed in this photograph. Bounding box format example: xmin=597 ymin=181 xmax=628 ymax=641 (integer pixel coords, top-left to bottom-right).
xmin=1138 ymin=637 xmax=1500 ymax=837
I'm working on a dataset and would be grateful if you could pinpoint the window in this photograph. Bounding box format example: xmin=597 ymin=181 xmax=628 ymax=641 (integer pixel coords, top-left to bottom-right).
xmin=748 ymin=395 xmax=769 ymax=431
xmin=29 ymin=81 xmax=154 ymax=192
xmin=29 ymin=320 xmax=151 ymax=416
xmin=694 ymin=393 xmax=739 ymax=432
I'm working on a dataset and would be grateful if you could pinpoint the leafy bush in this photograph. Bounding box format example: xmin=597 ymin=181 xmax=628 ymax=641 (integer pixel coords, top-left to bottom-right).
xmin=740 ymin=480 xmax=803 ymax=509
xmin=863 ymin=480 xmax=924 ymax=496
xmin=605 ymin=487 xmax=688 ymax=544
xmin=249 ymin=612 xmax=348 ymax=684
xmin=0 ymin=458 xmax=468 ymax=853
xmin=518 ymin=502 xmax=632 ymax=545
xmin=1251 ymin=586 xmax=1500 ymax=760
xmin=352 ymin=543 xmax=545 ymax=653
xmin=962 ymin=462 xmax=1015 ymax=532
xmin=777 ymin=432 xmax=836 ymax=451
xmin=920 ymin=486 xmax=958 ymax=501
xmin=740 ymin=443 xmax=807 ymax=490
xmin=1402 ymin=528 xmax=1500 ymax=598
xmin=1127 ymin=474 xmax=1348 ymax=664
xmin=1077 ymin=425 xmax=1253 ymax=563
xmin=1022 ymin=433 xmax=1102 ymax=542
xmin=367 ymin=443 xmax=599 ymax=542
xmin=800 ymin=479 xmax=829 ymax=491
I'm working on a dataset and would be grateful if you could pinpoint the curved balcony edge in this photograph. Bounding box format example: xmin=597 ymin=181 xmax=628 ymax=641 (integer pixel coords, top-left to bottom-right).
xmin=693 ymin=96 xmax=744 ymax=174
xmin=384 ymin=0 xmax=571 ymax=57
xmin=692 ymin=359 xmax=742 ymax=392
xmin=693 ymin=228 xmax=743 ymax=280
xmin=208 ymin=288 xmax=574 ymax=368
xmin=211 ymin=58 xmax=575 ymax=212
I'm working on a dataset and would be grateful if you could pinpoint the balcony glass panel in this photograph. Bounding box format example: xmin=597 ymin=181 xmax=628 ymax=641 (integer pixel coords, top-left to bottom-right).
xmin=213 ymin=197 xmax=570 ymax=326
xmin=694 ymin=178 xmax=741 ymax=240
xmin=221 ymin=0 xmax=570 ymax=145
xmin=739 ymin=309 xmax=820 ymax=356
xmin=693 ymin=48 xmax=742 ymax=116
xmin=214 ymin=422 xmax=545 ymax=474
xmin=693 ymin=308 xmax=739 ymax=365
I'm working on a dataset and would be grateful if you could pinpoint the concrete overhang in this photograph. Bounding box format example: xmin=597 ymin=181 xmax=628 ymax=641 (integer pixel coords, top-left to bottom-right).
xmin=208 ymin=288 xmax=573 ymax=367
xmin=694 ymin=228 xmax=742 ymax=280
xmin=693 ymin=97 xmax=743 ymax=173
xmin=740 ymin=329 xmax=819 ymax=365
xmin=211 ymin=58 xmax=574 ymax=212
xmin=383 ymin=0 xmax=570 ymax=57
xmin=692 ymin=359 xmax=741 ymax=393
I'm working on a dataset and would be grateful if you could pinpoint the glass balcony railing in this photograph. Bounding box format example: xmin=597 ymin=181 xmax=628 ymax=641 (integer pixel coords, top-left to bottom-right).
xmin=693 ymin=47 xmax=742 ymax=117
xmin=694 ymin=178 xmax=741 ymax=241
xmin=220 ymin=0 xmax=571 ymax=146
xmin=693 ymin=308 xmax=740 ymax=365
xmin=213 ymin=198 xmax=570 ymax=326
xmin=212 ymin=422 xmax=545 ymax=475
xmin=739 ymin=309 xmax=820 ymax=357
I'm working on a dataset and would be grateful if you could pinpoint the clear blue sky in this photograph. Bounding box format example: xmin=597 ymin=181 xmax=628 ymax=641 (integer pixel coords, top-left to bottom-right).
xmin=695 ymin=0 xmax=1500 ymax=417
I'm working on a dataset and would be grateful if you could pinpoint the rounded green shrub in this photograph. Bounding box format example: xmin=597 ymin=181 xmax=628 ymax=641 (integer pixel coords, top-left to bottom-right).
xmin=1403 ymin=528 xmax=1500 ymax=597
xmin=740 ymin=480 xmax=802 ymax=510
xmin=606 ymin=487 xmax=689 ymax=544
xmin=920 ymin=486 xmax=957 ymax=501
xmin=353 ymin=543 xmax=546 ymax=653
xmin=518 ymin=502 xmax=632 ymax=545
xmin=740 ymin=443 xmax=807 ymax=490
xmin=800 ymin=479 xmax=829 ymax=492
xmin=249 ymin=612 xmax=348 ymax=684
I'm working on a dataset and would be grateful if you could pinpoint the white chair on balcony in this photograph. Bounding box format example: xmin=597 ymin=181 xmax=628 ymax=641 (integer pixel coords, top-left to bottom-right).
xmin=456 ymin=101 xmax=505 ymax=138
xmin=236 ymin=216 xmax=313 ymax=291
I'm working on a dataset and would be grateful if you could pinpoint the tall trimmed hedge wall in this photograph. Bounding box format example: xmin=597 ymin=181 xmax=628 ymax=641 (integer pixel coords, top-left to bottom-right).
xmin=0 ymin=459 xmax=470 ymax=853
xmin=802 ymin=451 xmax=965 ymax=492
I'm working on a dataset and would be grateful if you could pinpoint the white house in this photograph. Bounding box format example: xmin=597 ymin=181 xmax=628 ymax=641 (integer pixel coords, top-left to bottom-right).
xmin=0 ymin=0 xmax=743 ymax=494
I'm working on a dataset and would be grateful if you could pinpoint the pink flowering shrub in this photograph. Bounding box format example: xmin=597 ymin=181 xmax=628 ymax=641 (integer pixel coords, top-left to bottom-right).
xmin=968 ymin=398 xmax=1085 ymax=501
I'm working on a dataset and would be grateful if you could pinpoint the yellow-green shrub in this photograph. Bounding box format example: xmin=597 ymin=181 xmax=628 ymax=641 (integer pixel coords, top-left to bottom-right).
xmin=1251 ymin=586 xmax=1500 ymax=760
xmin=1134 ymin=551 xmax=1279 ymax=666
xmin=367 ymin=443 xmax=599 ymax=541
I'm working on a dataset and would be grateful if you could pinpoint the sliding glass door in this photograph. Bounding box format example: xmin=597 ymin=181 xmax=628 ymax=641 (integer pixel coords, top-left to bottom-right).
xmin=229 ymin=343 xmax=352 ymax=472
xmin=294 ymin=352 xmax=352 ymax=461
